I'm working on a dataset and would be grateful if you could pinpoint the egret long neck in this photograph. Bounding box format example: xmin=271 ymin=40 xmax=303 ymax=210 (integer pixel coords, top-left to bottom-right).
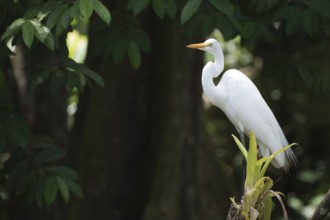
xmin=201 ymin=49 xmax=224 ymax=103
xmin=213 ymin=48 xmax=224 ymax=77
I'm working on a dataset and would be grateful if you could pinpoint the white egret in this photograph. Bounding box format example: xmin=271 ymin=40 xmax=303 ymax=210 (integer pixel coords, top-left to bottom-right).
xmin=187 ymin=38 xmax=297 ymax=170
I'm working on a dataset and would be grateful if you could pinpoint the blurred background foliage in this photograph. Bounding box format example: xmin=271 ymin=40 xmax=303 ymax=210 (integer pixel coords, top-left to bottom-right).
xmin=0 ymin=0 xmax=330 ymax=219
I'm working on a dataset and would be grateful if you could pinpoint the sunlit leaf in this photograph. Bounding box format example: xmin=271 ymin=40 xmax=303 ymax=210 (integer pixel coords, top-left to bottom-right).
xmin=22 ymin=21 xmax=35 ymax=49
xmin=1 ymin=18 xmax=25 ymax=42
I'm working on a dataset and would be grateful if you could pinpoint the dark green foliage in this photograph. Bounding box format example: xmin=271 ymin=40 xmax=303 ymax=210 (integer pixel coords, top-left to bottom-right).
xmin=1 ymin=0 xmax=330 ymax=219
xmin=0 ymin=132 xmax=83 ymax=206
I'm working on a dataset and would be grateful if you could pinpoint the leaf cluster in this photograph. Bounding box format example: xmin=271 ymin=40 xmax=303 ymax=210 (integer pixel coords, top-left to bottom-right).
xmin=0 ymin=100 xmax=83 ymax=206
xmin=230 ymin=132 xmax=296 ymax=220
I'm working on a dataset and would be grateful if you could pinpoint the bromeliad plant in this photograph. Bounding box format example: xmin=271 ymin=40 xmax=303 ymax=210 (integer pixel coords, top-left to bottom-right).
xmin=229 ymin=132 xmax=296 ymax=220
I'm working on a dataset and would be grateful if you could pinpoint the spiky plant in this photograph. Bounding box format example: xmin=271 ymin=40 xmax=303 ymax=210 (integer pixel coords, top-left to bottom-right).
xmin=228 ymin=132 xmax=296 ymax=220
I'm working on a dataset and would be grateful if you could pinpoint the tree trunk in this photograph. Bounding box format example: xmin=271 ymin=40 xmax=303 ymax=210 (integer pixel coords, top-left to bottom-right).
xmin=66 ymin=12 xmax=234 ymax=220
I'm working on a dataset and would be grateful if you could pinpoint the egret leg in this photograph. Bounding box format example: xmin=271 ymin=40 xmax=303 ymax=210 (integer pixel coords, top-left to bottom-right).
xmin=240 ymin=132 xmax=247 ymax=196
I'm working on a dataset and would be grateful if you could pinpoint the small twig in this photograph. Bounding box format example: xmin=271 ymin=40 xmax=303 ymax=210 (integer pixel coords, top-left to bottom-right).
xmin=311 ymin=189 xmax=330 ymax=220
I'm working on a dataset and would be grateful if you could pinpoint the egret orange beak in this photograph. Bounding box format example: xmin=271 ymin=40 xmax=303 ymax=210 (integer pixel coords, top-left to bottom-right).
xmin=186 ymin=43 xmax=207 ymax=49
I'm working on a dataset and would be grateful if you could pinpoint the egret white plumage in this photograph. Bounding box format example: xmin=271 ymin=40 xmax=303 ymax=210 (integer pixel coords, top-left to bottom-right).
xmin=187 ymin=38 xmax=297 ymax=170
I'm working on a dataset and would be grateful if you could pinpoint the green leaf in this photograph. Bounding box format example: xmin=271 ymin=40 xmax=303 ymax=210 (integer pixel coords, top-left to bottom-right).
xmin=22 ymin=21 xmax=35 ymax=49
xmin=61 ymin=8 xmax=72 ymax=29
xmin=127 ymin=41 xmax=141 ymax=70
xmin=63 ymin=178 xmax=84 ymax=199
xmin=93 ymin=0 xmax=111 ymax=24
xmin=152 ymin=0 xmax=165 ymax=19
xmin=1 ymin=18 xmax=25 ymax=42
xmin=44 ymin=32 xmax=55 ymax=51
xmin=181 ymin=0 xmax=202 ymax=25
xmin=245 ymin=132 xmax=257 ymax=189
xmin=79 ymin=0 xmax=94 ymax=19
xmin=46 ymin=5 xmax=65 ymax=29
xmin=47 ymin=166 xmax=78 ymax=180
xmin=36 ymin=146 xmax=66 ymax=163
xmin=44 ymin=176 xmax=58 ymax=205
xmin=56 ymin=176 xmax=70 ymax=204
xmin=232 ymin=134 xmax=248 ymax=159
xmin=208 ymin=0 xmax=235 ymax=15
xmin=165 ymin=0 xmax=177 ymax=19
xmin=31 ymin=21 xmax=50 ymax=43
xmin=80 ymin=66 xmax=105 ymax=87
xmin=67 ymin=70 xmax=81 ymax=92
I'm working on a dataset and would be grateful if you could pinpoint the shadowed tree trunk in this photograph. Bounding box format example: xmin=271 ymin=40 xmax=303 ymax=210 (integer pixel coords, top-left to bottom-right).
xmin=66 ymin=11 xmax=234 ymax=220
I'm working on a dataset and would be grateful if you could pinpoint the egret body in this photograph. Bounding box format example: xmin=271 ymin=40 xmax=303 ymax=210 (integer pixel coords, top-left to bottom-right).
xmin=187 ymin=38 xmax=296 ymax=170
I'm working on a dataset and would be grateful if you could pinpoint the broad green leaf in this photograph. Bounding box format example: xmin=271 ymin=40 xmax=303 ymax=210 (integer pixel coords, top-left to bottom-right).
xmin=208 ymin=0 xmax=235 ymax=15
xmin=63 ymin=178 xmax=84 ymax=199
xmin=64 ymin=59 xmax=105 ymax=87
xmin=180 ymin=0 xmax=202 ymax=25
xmin=44 ymin=176 xmax=58 ymax=205
xmin=61 ymin=8 xmax=72 ymax=29
xmin=79 ymin=0 xmax=94 ymax=19
xmin=245 ymin=132 xmax=257 ymax=189
xmin=46 ymin=5 xmax=65 ymax=29
xmin=36 ymin=146 xmax=66 ymax=162
xmin=165 ymin=0 xmax=177 ymax=19
xmin=152 ymin=0 xmax=165 ymax=19
xmin=127 ymin=41 xmax=141 ymax=70
xmin=93 ymin=0 xmax=111 ymax=24
xmin=80 ymin=66 xmax=105 ymax=87
xmin=263 ymin=197 xmax=273 ymax=219
xmin=47 ymin=166 xmax=78 ymax=180
xmin=56 ymin=176 xmax=70 ymax=204
xmin=44 ymin=32 xmax=55 ymax=51
xmin=22 ymin=21 xmax=35 ymax=49
xmin=66 ymin=70 xmax=82 ymax=92
xmin=1 ymin=18 xmax=25 ymax=42
xmin=31 ymin=21 xmax=50 ymax=43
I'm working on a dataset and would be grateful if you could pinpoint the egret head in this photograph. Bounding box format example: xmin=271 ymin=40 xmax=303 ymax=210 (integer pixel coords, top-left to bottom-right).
xmin=186 ymin=38 xmax=221 ymax=54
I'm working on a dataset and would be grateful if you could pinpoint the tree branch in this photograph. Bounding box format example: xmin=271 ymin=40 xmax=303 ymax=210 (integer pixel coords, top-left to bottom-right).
xmin=311 ymin=189 xmax=330 ymax=220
